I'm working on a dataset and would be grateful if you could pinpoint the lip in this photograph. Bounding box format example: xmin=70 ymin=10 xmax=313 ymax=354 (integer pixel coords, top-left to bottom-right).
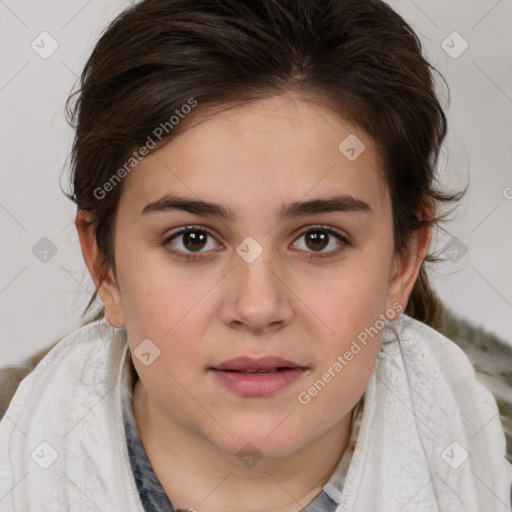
xmin=209 ymin=356 xmax=308 ymax=397
xmin=211 ymin=356 xmax=304 ymax=372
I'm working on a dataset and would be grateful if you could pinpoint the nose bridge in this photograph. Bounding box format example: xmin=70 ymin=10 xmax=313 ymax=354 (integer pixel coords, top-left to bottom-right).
xmin=223 ymin=234 xmax=293 ymax=332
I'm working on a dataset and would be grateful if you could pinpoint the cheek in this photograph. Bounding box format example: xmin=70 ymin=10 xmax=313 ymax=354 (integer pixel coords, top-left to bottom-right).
xmin=310 ymin=261 xmax=391 ymax=336
xmin=309 ymin=290 xmax=384 ymax=383
xmin=301 ymin=259 xmax=390 ymax=395
xmin=296 ymin=338 xmax=379 ymax=442
xmin=117 ymin=248 xmax=209 ymax=334
xmin=295 ymin=274 xmax=386 ymax=425
xmin=118 ymin=279 xmax=208 ymax=404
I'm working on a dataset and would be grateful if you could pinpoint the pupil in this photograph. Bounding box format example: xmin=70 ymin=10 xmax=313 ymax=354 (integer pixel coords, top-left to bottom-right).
xmin=184 ymin=231 xmax=206 ymax=251
xmin=307 ymin=231 xmax=328 ymax=251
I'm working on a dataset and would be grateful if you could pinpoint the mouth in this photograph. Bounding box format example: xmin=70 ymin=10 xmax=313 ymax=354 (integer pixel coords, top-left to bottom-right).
xmin=210 ymin=355 xmax=306 ymax=372
xmin=218 ymin=368 xmax=294 ymax=373
xmin=209 ymin=356 xmax=308 ymax=396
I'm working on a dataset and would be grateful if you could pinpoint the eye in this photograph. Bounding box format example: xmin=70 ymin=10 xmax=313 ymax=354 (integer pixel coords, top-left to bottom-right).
xmin=291 ymin=225 xmax=349 ymax=258
xmin=163 ymin=224 xmax=349 ymax=262
xmin=163 ymin=226 xmax=220 ymax=261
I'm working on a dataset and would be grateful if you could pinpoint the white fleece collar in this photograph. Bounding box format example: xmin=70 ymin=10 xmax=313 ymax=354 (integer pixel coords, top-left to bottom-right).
xmin=0 ymin=314 xmax=510 ymax=511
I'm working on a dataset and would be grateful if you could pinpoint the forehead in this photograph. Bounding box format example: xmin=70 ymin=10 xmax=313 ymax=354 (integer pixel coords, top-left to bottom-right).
xmin=119 ymin=92 xmax=389 ymax=219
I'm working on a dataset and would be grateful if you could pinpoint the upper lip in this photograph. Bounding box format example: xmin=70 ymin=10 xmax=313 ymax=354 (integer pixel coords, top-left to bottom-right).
xmin=210 ymin=356 xmax=305 ymax=371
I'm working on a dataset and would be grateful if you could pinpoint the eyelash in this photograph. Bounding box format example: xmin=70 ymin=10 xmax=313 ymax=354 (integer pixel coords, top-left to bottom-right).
xmin=162 ymin=224 xmax=350 ymax=262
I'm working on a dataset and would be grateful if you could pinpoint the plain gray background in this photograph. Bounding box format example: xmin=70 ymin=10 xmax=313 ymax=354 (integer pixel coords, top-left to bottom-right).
xmin=1 ymin=0 xmax=511 ymax=366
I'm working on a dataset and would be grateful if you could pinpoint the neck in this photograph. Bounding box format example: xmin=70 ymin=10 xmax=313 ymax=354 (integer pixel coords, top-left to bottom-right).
xmin=132 ymin=378 xmax=353 ymax=512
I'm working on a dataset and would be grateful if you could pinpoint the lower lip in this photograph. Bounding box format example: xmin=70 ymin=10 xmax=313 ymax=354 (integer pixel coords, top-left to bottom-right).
xmin=210 ymin=368 xmax=306 ymax=396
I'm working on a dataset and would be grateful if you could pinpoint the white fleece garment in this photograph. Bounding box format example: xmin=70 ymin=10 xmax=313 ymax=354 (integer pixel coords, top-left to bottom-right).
xmin=0 ymin=314 xmax=511 ymax=512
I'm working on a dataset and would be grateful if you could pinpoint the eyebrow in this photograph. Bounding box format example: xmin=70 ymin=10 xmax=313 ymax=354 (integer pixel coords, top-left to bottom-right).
xmin=139 ymin=193 xmax=372 ymax=220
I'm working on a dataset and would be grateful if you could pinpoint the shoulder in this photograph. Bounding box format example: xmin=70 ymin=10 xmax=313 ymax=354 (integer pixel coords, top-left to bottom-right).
xmin=0 ymin=342 xmax=57 ymax=422
xmin=384 ymin=312 xmax=512 ymax=465
xmin=0 ymin=318 xmax=125 ymax=423
xmin=381 ymin=313 xmax=476 ymax=377
xmin=380 ymin=313 xmax=500 ymax=428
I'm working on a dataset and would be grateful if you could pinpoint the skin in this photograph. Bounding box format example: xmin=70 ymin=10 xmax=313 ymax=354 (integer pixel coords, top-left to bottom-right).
xmin=76 ymin=91 xmax=432 ymax=512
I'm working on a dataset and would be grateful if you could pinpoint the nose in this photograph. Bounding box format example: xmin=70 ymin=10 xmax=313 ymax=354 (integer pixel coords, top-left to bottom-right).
xmin=219 ymin=245 xmax=294 ymax=335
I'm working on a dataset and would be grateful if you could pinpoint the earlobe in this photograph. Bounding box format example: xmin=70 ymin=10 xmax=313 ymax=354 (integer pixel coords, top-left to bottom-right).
xmin=74 ymin=211 xmax=126 ymax=328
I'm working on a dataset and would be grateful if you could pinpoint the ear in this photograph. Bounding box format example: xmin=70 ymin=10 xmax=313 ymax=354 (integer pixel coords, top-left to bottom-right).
xmin=385 ymin=204 xmax=434 ymax=317
xmin=74 ymin=211 xmax=126 ymax=328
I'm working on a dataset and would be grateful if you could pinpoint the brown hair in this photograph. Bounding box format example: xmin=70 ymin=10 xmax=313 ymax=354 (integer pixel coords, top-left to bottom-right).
xmin=63 ymin=0 xmax=465 ymax=327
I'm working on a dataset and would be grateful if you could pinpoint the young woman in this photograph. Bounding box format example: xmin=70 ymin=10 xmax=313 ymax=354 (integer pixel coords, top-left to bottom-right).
xmin=1 ymin=0 xmax=511 ymax=510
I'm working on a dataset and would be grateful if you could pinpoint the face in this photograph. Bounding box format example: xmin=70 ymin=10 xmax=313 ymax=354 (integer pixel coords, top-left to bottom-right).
xmin=79 ymin=91 xmax=426 ymax=460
